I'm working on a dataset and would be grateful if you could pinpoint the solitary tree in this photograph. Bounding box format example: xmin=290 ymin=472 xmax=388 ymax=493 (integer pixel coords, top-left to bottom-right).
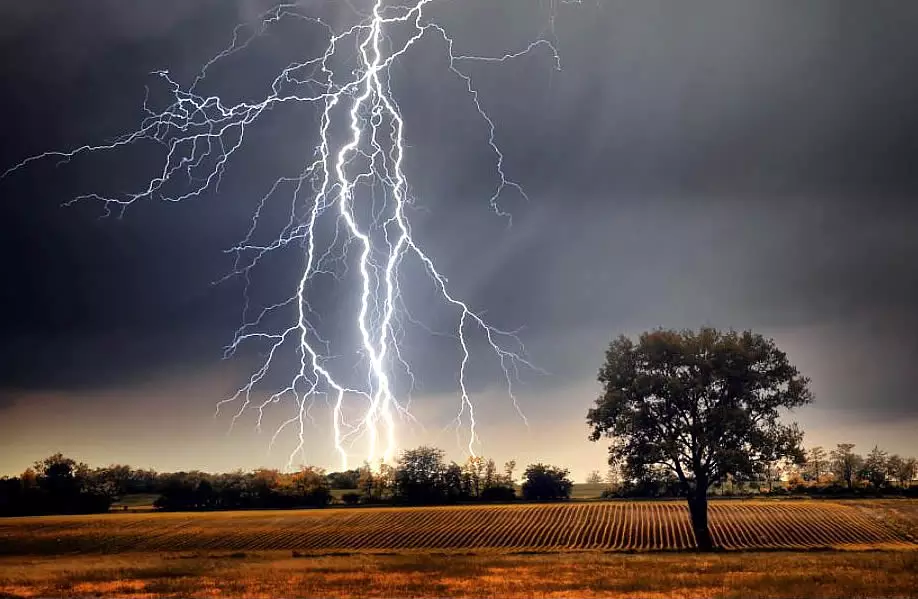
xmin=587 ymin=328 xmax=811 ymax=550
xmin=830 ymin=444 xmax=863 ymax=490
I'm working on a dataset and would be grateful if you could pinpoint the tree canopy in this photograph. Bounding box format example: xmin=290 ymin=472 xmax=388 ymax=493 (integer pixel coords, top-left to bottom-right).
xmin=521 ymin=464 xmax=573 ymax=500
xmin=587 ymin=327 xmax=812 ymax=549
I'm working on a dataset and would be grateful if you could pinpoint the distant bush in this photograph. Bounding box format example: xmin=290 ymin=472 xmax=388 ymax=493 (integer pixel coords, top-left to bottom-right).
xmin=152 ymin=467 xmax=332 ymax=511
xmin=816 ymin=484 xmax=848 ymax=496
xmin=611 ymin=478 xmax=685 ymax=499
xmin=326 ymin=470 xmax=361 ymax=490
xmin=480 ymin=485 xmax=515 ymax=502
xmin=0 ymin=454 xmax=114 ymax=517
xmin=521 ymin=464 xmax=573 ymax=501
xmin=599 ymin=488 xmax=618 ymax=500
xmin=341 ymin=492 xmax=362 ymax=505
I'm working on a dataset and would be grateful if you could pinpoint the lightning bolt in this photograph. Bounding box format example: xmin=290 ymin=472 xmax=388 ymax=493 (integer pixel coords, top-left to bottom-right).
xmin=2 ymin=0 xmax=574 ymax=470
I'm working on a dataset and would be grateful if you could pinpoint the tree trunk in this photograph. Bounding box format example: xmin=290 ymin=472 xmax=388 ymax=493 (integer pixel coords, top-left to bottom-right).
xmin=687 ymin=493 xmax=714 ymax=551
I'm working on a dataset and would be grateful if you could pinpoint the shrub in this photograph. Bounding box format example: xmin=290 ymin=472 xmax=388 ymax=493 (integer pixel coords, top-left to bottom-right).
xmin=599 ymin=488 xmax=619 ymax=500
xmin=521 ymin=464 xmax=573 ymax=500
xmin=480 ymin=485 xmax=515 ymax=502
xmin=341 ymin=492 xmax=361 ymax=505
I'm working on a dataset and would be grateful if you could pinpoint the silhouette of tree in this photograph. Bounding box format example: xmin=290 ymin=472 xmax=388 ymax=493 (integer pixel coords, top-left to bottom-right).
xmin=463 ymin=456 xmax=486 ymax=498
xmin=440 ymin=461 xmax=459 ymax=500
xmin=393 ymin=446 xmax=448 ymax=504
xmin=521 ymin=463 xmax=573 ymax=500
xmin=484 ymin=459 xmax=499 ymax=490
xmin=587 ymin=328 xmax=811 ymax=550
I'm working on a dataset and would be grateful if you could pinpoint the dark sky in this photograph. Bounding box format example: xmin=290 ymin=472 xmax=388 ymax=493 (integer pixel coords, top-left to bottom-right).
xmin=2 ymin=0 xmax=917 ymax=478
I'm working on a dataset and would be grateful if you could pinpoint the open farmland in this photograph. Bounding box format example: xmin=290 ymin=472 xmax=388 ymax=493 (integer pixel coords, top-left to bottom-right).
xmin=2 ymin=550 xmax=917 ymax=599
xmin=1 ymin=501 xmax=914 ymax=556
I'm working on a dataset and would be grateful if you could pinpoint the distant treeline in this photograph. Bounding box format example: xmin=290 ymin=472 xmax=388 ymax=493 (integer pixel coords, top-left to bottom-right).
xmin=3 ymin=442 xmax=915 ymax=517
xmin=599 ymin=443 xmax=918 ymax=499
xmin=0 ymin=447 xmax=574 ymax=516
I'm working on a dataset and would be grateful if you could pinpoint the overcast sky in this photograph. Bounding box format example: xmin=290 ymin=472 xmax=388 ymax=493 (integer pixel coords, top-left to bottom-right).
xmin=1 ymin=0 xmax=917 ymax=480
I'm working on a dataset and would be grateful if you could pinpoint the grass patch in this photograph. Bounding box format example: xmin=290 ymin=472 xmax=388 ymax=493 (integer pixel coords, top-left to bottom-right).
xmin=855 ymin=499 xmax=918 ymax=541
xmin=1 ymin=550 xmax=916 ymax=598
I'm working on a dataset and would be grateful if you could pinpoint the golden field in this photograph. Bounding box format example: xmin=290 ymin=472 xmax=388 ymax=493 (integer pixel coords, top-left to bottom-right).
xmin=1 ymin=500 xmax=916 ymax=598
xmin=1 ymin=500 xmax=914 ymax=554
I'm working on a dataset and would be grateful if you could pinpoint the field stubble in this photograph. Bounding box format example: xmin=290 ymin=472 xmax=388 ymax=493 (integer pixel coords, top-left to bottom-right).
xmin=0 ymin=550 xmax=916 ymax=598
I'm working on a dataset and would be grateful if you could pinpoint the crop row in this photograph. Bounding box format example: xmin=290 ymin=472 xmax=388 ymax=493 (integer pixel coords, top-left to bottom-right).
xmin=1 ymin=501 xmax=913 ymax=555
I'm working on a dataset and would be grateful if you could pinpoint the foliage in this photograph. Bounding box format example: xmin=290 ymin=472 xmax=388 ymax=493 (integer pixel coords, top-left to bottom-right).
xmin=585 ymin=470 xmax=603 ymax=484
xmin=587 ymin=328 xmax=811 ymax=549
xmin=389 ymin=447 xmax=516 ymax=504
xmin=393 ymin=446 xmax=450 ymax=504
xmin=152 ymin=467 xmax=331 ymax=511
xmin=341 ymin=492 xmax=362 ymax=505
xmin=830 ymin=444 xmax=864 ymax=489
xmin=0 ymin=453 xmax=115 ymax=516
xmin=503 ymin=460 xmax=517 ymax=485
xmin=804 ymin=446 xmax=828 ymax=483
xmin=326 ymin=469 xmax=360 ymax=490
xmin=1 ymin=439 xmax=914 ymax=517
xmin=888 ymin=455 xmax=917 ymax=488
xmin=862 ymin=446 xmax=890 ymax=489
xmin=599 ymin=488 xmax=617 ymax=500
xmin=521 ymin=463 xmax=573 ymax=500
xmin=480 ymin=485 xmax=516 ymax=501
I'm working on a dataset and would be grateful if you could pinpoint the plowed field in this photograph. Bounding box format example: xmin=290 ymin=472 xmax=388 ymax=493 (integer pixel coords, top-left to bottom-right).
xmin=1 ymin=501 xmax=914 ymax=556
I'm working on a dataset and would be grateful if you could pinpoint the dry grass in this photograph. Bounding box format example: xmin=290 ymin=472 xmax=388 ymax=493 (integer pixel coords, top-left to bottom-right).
xmin=570 ymin=483 xmax=610 ymax=499
xmin=854 ymin=499 xmax=918 ymax=541
xmin=0 ymin=550 xmax=916 ymax=598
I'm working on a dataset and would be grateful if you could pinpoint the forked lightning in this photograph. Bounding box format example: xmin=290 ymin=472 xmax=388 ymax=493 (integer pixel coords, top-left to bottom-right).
xmin=2 ymin=1 xmax=575 ymax=470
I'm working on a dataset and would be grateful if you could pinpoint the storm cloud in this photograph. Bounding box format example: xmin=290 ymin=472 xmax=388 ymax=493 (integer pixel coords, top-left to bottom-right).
xmin=1 ymin=0 xmax=917 ymax=475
